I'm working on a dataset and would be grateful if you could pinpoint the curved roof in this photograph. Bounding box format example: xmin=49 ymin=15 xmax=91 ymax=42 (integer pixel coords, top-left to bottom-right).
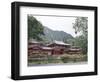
xmin=54 ymin=40 xmax=71 ymax=45
xmin=47 ymin=40 xmax=71 ymax=46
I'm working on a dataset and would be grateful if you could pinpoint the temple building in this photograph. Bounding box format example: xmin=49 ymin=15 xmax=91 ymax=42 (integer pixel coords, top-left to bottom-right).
xmin=28 ymin=39 xmax=82 ymax=56
xmin=47 ymin=41 xmax=71 ymax=55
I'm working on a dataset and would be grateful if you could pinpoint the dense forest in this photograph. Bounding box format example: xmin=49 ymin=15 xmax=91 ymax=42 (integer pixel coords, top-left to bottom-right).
xmin=28 ymin=15 xmax=44 ymax=41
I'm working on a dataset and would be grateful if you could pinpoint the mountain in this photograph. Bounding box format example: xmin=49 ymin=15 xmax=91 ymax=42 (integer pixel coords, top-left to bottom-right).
xmin=41 ymin=26 xmax=74 ymax=43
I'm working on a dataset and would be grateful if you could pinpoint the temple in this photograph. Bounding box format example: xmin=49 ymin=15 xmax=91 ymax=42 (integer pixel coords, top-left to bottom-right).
xmin=28 ymin=39 xmax=82 ymax=57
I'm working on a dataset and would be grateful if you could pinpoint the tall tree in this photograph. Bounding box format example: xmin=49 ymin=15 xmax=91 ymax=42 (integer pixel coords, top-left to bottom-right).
xmin=28 ymin=15 xmax=44 ymax=41
xmin=73 ymin=17 xmax=88 ymax=54
xmin=73 ymin=17 xmax=88 ymax=37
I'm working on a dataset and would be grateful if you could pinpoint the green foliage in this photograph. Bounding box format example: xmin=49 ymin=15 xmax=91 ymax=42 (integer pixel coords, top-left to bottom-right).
xmin=65 ymin=38 xmax=75 ymax=46
xmin=74 ymin=35 xmax=87 ymax=54
xmin=28 ymin=15 xmax=44 ymax=41
xmin=73 ymin=17 xmax=88 ymax=54
xmin=73 ymin=17 xmax=88 ymax=37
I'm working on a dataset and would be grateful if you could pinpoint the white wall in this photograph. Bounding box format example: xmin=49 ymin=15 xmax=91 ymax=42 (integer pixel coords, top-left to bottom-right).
xmin=0 ymin=0 xmax=99 ymax=82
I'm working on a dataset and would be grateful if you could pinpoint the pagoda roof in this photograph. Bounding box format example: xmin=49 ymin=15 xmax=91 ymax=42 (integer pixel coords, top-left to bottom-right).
xmin=48 ymin=40 xmax=71 ymax=46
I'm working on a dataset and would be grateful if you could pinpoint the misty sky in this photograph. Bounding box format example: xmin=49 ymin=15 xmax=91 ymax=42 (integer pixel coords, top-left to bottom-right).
xmin=32 ymin=15 xmax=77 ymax=37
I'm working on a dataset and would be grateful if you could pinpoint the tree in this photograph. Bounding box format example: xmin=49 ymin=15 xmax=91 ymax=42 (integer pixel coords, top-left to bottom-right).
xmin=28 ymin=15 xmax=44 ymax=41
xmin=73 ymin=17 xmax=88 ymax=54
xmin=73 ymin=17 xmax=88 ymax=37
xmin=66 ymin=38 xmax=75 ymax=46
xmin=74 ymin=36 xmax=87 ymax=54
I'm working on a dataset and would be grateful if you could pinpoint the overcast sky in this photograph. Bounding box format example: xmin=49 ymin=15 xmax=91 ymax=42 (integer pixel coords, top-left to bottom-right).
xmin=32 ymin=15 xmax=77 ymax=37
